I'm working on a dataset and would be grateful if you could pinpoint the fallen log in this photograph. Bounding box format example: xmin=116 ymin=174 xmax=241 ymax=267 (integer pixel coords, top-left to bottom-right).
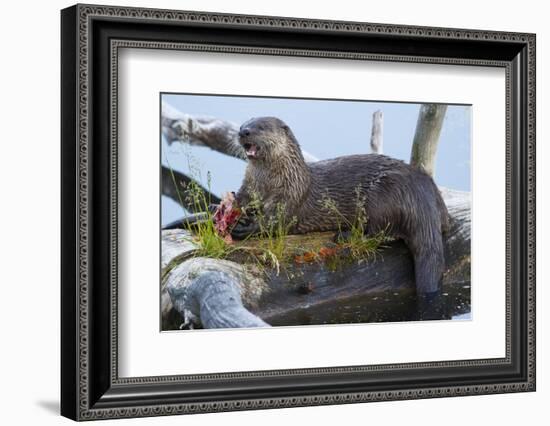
xmin=161 ymin=188 xmax=470 ymax=330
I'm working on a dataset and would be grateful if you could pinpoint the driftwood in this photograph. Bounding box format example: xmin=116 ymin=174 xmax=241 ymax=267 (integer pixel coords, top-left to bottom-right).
xmin=161 ymin=230 xmax=269 ymax=329
xmin=410 ymin=104 xmax=448 ymax=177
xmin=161 ymin=188 xmax=470 ymax=330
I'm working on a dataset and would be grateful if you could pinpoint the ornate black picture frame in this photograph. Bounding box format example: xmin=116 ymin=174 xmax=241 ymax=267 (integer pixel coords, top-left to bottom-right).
xmin=61 ymin=4 xmax=536 ymax=421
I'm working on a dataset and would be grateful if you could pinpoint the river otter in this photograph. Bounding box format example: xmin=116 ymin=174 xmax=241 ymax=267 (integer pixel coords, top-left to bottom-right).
xmin=233 ymin=116 xmax=449 ymax=295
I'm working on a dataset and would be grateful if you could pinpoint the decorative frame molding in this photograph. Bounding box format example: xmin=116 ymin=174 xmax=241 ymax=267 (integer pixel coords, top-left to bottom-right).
xmin=61 ymin=4 xmax=535 ymax=421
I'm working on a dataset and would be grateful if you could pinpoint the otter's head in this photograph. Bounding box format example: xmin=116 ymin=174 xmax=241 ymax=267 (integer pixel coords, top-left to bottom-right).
xmin=238 ymin=117 xmax=301 ymax=162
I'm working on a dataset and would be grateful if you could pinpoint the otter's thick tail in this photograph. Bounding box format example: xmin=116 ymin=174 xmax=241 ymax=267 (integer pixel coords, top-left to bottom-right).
xmin=412 ymin=238 xmax=446 ymax=294
xmin=410 ymin=182 xmax=448 ymax=294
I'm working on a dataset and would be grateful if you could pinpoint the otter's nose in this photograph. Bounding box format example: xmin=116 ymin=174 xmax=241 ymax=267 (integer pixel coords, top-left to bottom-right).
xmin=239 ymin=128 xmax=250 ymax=138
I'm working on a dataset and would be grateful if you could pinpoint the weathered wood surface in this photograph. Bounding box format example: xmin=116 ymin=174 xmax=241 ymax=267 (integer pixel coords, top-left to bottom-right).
xmin=410 ymin=104 xmax=448 ymax=177
xmin=161 ymin=188 xmax=470 ymax=330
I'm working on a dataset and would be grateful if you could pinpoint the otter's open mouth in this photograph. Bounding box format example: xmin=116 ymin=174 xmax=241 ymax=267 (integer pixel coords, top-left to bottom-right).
xmin=243 ymin=142 xmax=259 ymax=159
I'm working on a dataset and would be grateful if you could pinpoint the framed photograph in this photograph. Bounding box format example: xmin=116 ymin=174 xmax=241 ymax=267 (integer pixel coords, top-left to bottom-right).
xmin=61 ymin=4 xmax=536 ymax=421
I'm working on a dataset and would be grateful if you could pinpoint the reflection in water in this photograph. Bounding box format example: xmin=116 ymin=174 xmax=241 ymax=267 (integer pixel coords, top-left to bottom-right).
xmin=268 ymin=284 xmax=471 ymax=327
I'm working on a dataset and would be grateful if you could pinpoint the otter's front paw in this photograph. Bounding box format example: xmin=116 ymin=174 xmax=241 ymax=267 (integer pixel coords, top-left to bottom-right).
xmin=231 ymin=218 xmax=260 ymax=240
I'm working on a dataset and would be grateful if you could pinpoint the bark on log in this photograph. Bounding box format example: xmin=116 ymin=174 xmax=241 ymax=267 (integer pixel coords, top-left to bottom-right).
xmin=410 ymin=104 xmax=447 ymax=177
xmin=165 ymin=257 xmax=269 ymax=329
xmin=161 ymin=188 xmax=470 ymax=330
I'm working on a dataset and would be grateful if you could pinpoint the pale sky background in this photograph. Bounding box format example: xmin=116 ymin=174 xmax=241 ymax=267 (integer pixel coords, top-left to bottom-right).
xmin=161 ymin=94 xmax=471 ymax=226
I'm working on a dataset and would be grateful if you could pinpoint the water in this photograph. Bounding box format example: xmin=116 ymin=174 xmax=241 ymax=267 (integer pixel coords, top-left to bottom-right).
xmin=267 ymin=285 xmax=471 ymax=327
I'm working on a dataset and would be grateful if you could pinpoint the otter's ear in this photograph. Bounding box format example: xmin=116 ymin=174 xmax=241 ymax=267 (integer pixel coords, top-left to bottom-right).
xmin=281 ymin=124 xmax=290 ymax=134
